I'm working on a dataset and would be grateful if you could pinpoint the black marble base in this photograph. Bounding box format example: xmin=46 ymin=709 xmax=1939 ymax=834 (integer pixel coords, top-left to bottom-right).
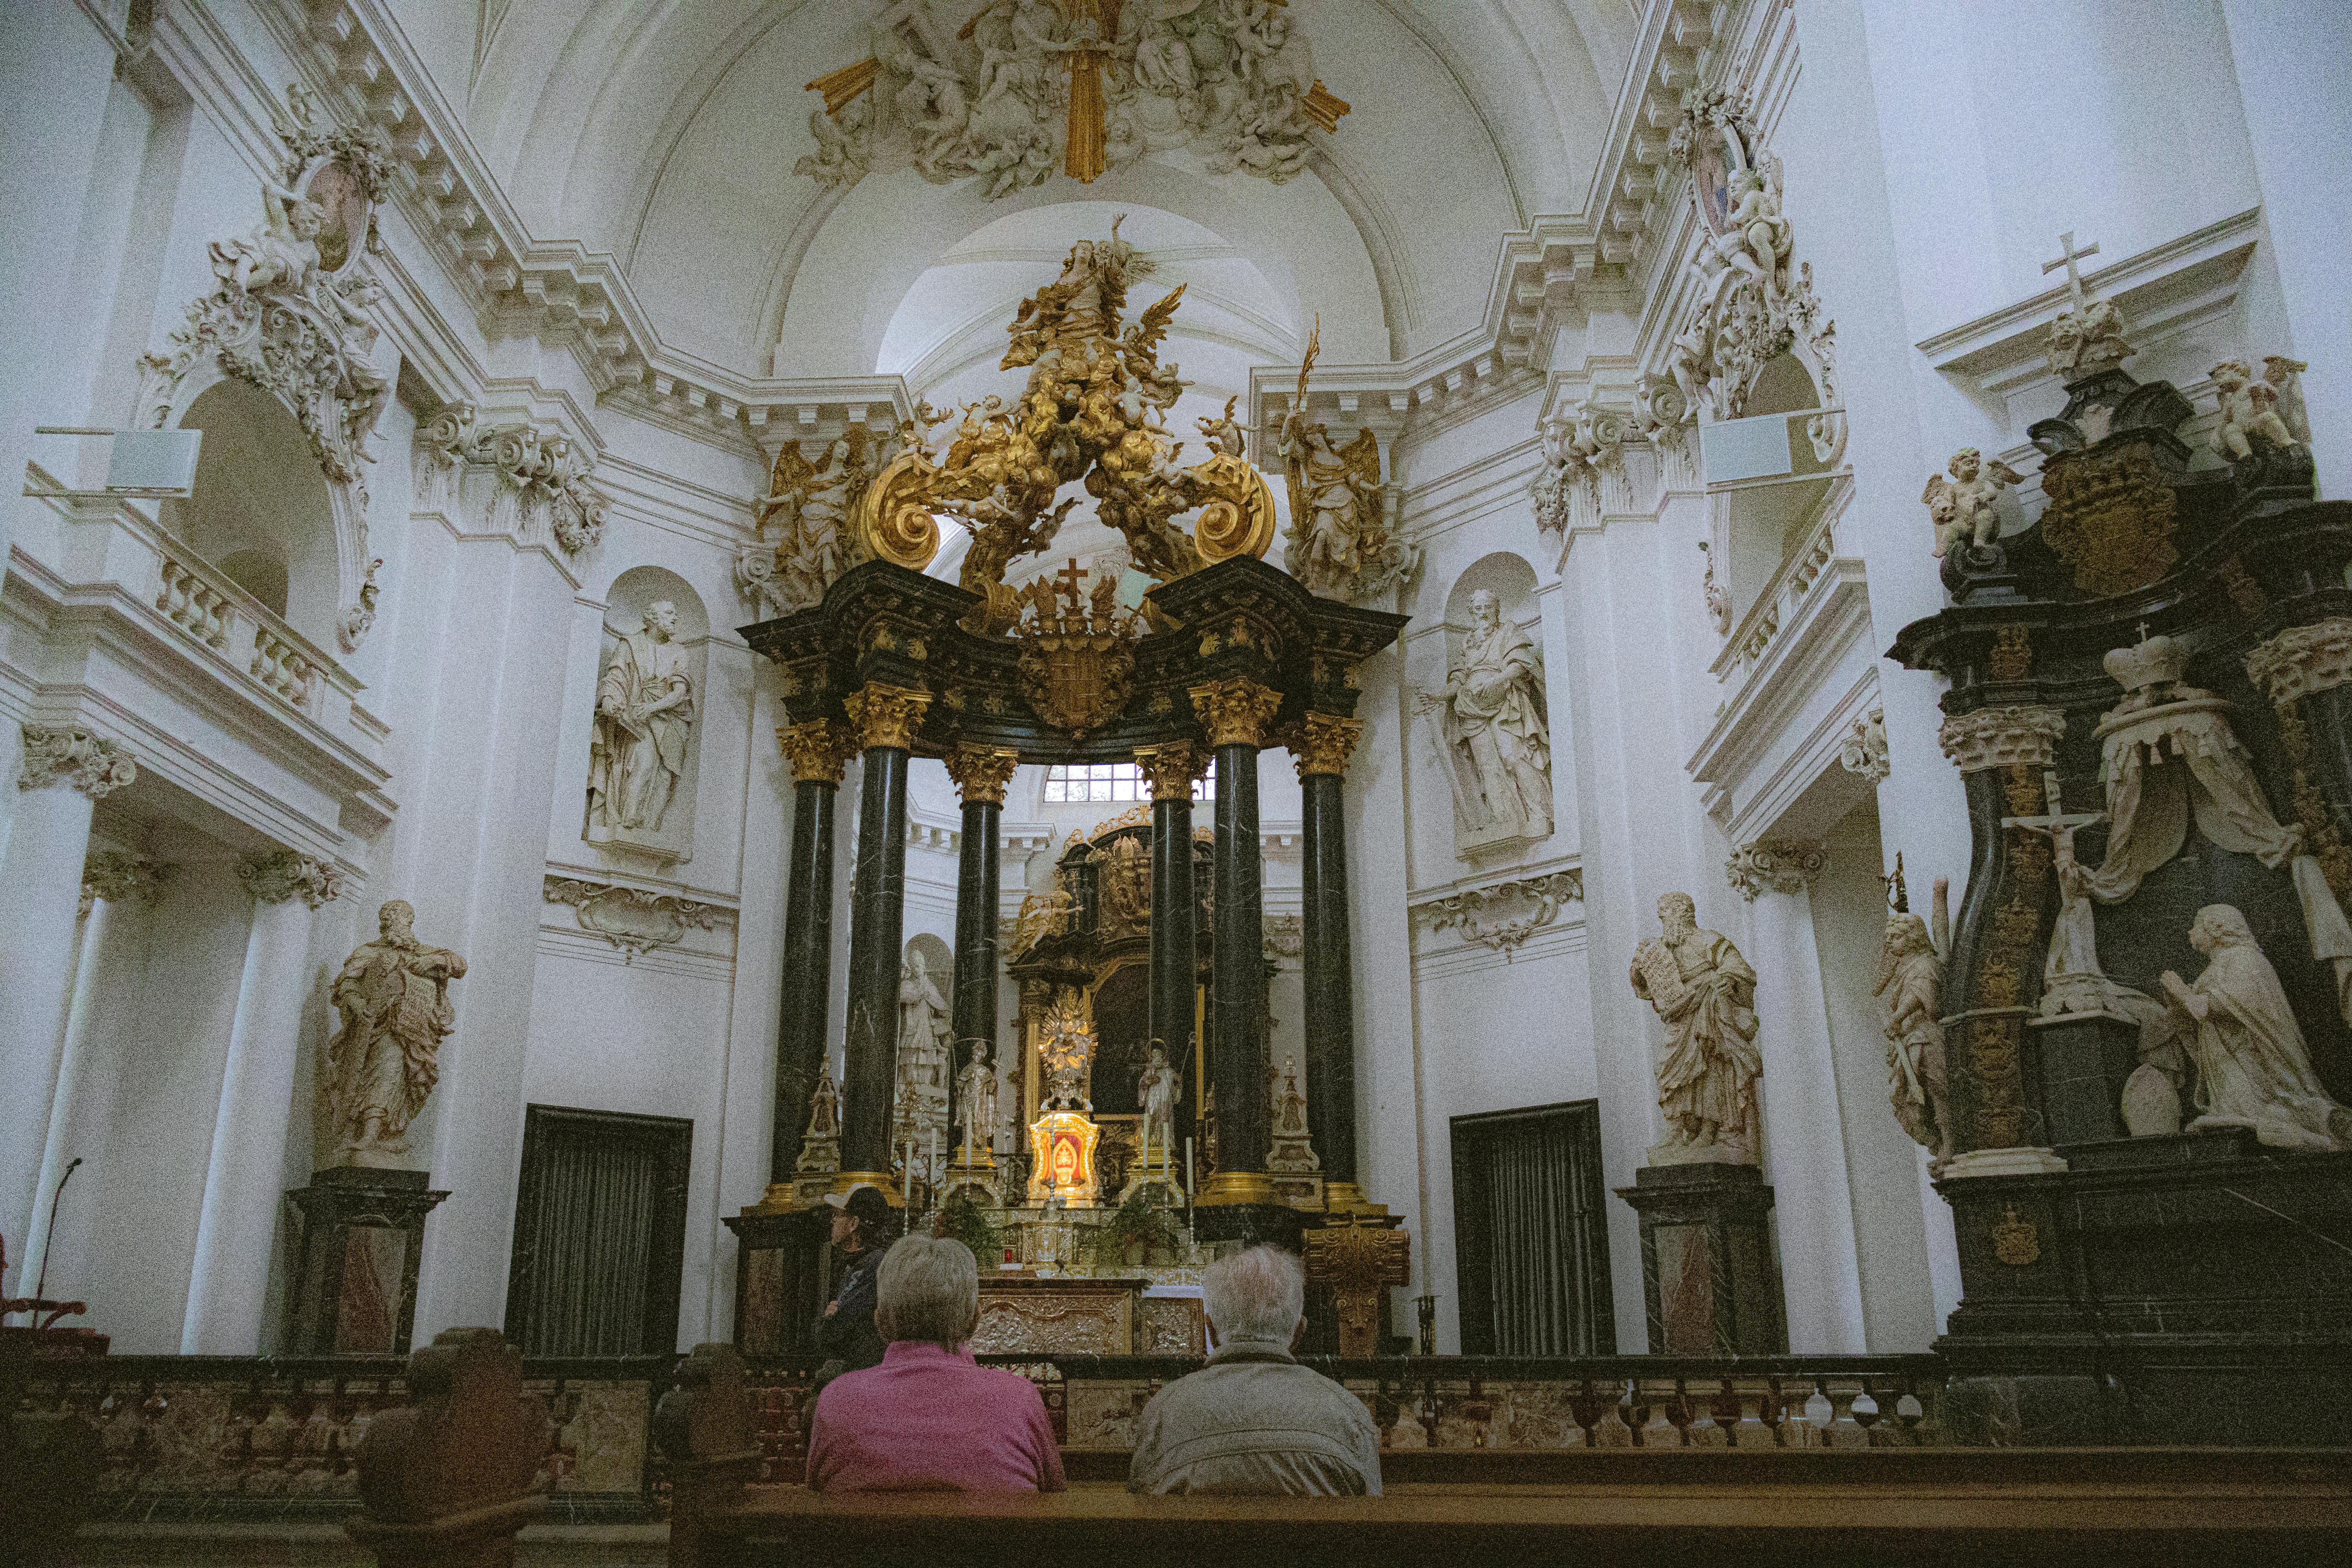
xmin=2027 ymin=1009 xmax=2141 ymax=1145
xmin=724 ymin=1208 xmax=832 ymax=1357
xmin=1935 ymin=1132 xmax=2352 ymax=1443
xmin=1189 ymin=1201 xmax=1307 ymax=1251
xmin=281 ymin=1167 xmax=447 ymax=1356
xmin=1614 ymin=1162 xmax=1784 ymax=1356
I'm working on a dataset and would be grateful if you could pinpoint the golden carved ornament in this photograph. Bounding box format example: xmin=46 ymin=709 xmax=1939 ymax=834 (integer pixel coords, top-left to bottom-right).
xmin=1291 ymin=712 xmax=1365 ymax=778
xmin=777 ymin=720 xmax=857 ymax=783
xmin=844 ymin=681 xmax=933 ymax=751
xmin=1987 ymin=624 xmax=2033 ymax=682
xmin=2038 ymin=446 xmax=2179 ymax=597
xmin=1133 ymin=741 xmax=1203 ymax=802
xmin=944 ymin=743 xmax=1020 ymax=805
xmin=1191 ymin=454 xmax=1279 ymax=565
xmin=1991 ymin=1204 xmax=2042 ymax=1267
xmin=1189 ymin=678 xmax=1283 ymax=750
xmin=1301 ymin=1214 xmax=1411 ymax=1359
xmin=1014 ymin=565 xmax=1142 ymax=735
xmin=854 ymin=443 xmax=942 ymax=570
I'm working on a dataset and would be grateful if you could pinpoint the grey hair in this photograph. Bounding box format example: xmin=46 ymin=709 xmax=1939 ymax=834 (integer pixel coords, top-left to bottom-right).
xmin=875 ymin=1234 xmax=980 ymax=1351
xmin=1202 ymin=1244 xmax=1305 ymax=1346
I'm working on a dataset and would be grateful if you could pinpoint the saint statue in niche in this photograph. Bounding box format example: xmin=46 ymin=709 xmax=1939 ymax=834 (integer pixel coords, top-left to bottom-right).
xmin=323 ymin=900 xmax=467 ymax=1168
xmin=898 ymin=951 xmax=954 ymax=1144
xmin=2160 ymin=904 xmax=2352 ymax=1152
xmin=1420 ymin=588 xmax=1554 ymax=849
xmin=586 ymin=600 xmax=695 ymax=847
xmin=955 ymin=1042 xmax=998 ymax=1162
xmin=1631 ymin=893 xmax=1762 ymax=1165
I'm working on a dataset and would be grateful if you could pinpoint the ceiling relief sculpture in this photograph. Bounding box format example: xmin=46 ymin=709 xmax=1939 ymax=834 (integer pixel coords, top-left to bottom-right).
xmin=797 ymin=0 xmax=1351 ymax=200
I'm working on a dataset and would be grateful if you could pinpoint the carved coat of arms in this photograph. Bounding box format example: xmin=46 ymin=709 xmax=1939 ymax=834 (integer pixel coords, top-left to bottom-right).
xmin=1013 ymin=564 xmax=1141 ymax=735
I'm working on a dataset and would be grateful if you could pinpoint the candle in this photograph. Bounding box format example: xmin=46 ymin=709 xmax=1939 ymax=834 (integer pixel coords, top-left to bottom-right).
xmin=902 ymin=1146 xmax=913 ymax=1209
xmin=1185 ymin=1137 xmax=1195 ymax=1202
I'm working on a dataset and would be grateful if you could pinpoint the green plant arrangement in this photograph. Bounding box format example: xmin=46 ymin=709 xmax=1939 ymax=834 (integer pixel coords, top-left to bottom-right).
xmin=1087 ymin=1189 xmax=1186 ymax=1270
xmin=941 ymin=1190 xmax=1001 ymax=1267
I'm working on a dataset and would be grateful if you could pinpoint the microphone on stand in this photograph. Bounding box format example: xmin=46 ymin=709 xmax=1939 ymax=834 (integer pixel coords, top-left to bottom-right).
xmin=31 ymin=1157 xmax=83 ymax=1310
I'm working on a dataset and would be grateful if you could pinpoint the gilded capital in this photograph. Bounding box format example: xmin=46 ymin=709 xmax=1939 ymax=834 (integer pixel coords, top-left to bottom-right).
xmin=1291 ymin=712 xmax=1364 ymax=778
xmin=844 ymin=682 xmax=933 ymax=751
xmin=1133 ymin=742 xmax=1204 ymax=802
xmin=778 ymin=719 xmax=858 ymax=783
xmin=1188 ymin=678 xmax=1283 ymax=750
xmin=945 ymin=743 xmax=1020 ymax=805
xmin=19 ymin=725 xmax=137 ymax=799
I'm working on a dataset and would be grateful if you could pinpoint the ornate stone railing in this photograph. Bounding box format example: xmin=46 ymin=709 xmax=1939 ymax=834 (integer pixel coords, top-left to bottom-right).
xmin=20 ymin=473 xmax=374 ymax=750
xmin=1713 ymin=481 xmax=1851 ymax=688
xmin=11 ymin=1352 xmax=668 ymax=1523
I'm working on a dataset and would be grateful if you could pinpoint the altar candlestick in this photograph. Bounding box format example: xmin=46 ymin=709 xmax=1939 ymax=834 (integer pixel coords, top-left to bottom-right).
xmin=1185 ymin=1137 xmax=1195 ymax=1202
xmin=902 ymin=1145 xmax=913 ymax=1210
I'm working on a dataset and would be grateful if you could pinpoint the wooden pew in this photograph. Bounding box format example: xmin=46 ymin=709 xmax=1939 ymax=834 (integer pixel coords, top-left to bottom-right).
xmin=686 ymin=1449 xmax=2352 ymax=1568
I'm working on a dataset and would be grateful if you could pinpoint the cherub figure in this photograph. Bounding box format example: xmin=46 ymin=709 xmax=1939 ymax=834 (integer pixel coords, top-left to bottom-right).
xmin=2212 ymin=359 xmax=2300 ymax=461
xmin=1713 ymin=165 xmax=1792 ymax=300
xmin=1922 ymin=447 xmax=2025 ymax=557
xmin=1196 ymin=395 xmax=1247 ymax=457
xmin=2264 ymin=356 xmax=2311 ymax=445
xmin=209 ymin=189 xmax=326 ymax=298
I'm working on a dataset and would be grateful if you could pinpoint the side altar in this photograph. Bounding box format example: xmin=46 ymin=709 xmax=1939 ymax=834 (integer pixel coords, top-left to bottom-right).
xmin=724 ymin=224 xmax=1412 ymax=1359
xmin=1891 ymin=263 xmax=2352 ymax=1444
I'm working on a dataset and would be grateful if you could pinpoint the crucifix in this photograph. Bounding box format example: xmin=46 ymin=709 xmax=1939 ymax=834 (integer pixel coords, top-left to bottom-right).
xmin=1053 ymin=556 xmax=1089 ymax=612
xmin=2042 ymin=231 xmax=2102 ymax=314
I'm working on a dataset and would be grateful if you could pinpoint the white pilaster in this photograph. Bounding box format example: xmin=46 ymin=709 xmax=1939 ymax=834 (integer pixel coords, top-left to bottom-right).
xmin=1746 ymin=884 xmax=1869 ymax=1354
xmin=180 ymin=855 xmax=336 ymax=1354
xmin=0 ymin=726 xmax=133 ymax=1293
xmin=2220 ymin=0 xmax=2352 ymax=501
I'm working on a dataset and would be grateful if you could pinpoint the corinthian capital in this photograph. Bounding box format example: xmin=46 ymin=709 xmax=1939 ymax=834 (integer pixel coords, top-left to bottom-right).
xmin=1133 ymin=742 xmax=1205 ymax=802
xmin=1937 ymin=705 xmax=2066 ymax=774
xmin=239 ymin=849 xmax=346 ymax=909
xmin=1290 ymin=713 xmax=1365 ymax=779
xmin=82 ymin=851 xmax=173 ymax=916
xmin=19 ymin=725 xmax=137 ymax=799
xmin=2245 ymin=617 xmax=2352 ymax=706
xmin=1189 ymin=678 xmax=1283 ymax=749
xmin=1725 ymin=838 xmax=1825 ymax=901
xmin=945 ymin=743 xmax=1020 ymax=805
xmin=778 ymin=719 xmax=858 ymax=783
xmin=845 ymin=681 xmax=933 ymax=751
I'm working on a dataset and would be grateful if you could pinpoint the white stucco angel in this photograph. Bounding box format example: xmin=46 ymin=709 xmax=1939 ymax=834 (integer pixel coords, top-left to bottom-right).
xmin=1875 ymin=878 xmax=1953 ymax=1168
xmin=209 ymin=183 xmax=327 ymax=299
xmin=2212 ymin=359 xmax=2301 ymax=461
xmin=1923 ymin=447 xmax=2025 ymax=557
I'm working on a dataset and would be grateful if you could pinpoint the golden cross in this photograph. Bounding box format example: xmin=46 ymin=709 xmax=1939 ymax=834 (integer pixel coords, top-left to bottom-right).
xmin=1054 ymin=556 xmax=1089 ymax=609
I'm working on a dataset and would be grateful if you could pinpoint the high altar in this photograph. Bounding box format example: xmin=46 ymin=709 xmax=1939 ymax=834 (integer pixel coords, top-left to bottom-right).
xmin=724 ymin=227 xmax=1408 ymax=1359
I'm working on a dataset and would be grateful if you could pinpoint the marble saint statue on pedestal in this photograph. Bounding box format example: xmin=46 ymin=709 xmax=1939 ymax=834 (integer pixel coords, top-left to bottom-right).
xmin=324 ymin=900 xmax=467 ymax=1168
xmin=1631 ymin=892 xmax=1762 ymax=1164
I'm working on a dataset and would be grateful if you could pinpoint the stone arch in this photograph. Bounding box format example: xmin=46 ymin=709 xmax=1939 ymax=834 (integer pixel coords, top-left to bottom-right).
xmin=584 ymin=566 xmax=710 ymax=865
xmin=162 ymin=377 xmax=343 ymax=647
xmin=1720 ymin=352 xmax=1833 ymax=622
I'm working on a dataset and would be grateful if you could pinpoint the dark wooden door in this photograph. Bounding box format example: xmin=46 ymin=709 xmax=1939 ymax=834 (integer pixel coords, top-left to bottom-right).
xmin=1451 ymin=1100 xmax=1615 ymax=1355
xmin=505 ymin=1105 xmax=693 ymax=1356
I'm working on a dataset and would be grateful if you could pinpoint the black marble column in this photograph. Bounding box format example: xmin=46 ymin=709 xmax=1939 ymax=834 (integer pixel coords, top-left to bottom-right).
xmin=840 ymin=685 xmax=929 ymax=1190
xmin=946 ymin=745 xmax=1016 ymax=1165
xmin=760 ymin=723 xmax=852 ymax=1202
xmin=1296 ymin=715 xmax=1364 ymax=1208
xmin=1192 ymin=681 xmax=1279 ymax=1207
xmin=1138 ymin=744 xmax=1200 ymax=1142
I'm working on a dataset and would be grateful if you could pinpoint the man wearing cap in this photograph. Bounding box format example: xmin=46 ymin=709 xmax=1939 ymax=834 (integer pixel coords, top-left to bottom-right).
xmin=816 ymin=1185 xmax=894 ymax=1374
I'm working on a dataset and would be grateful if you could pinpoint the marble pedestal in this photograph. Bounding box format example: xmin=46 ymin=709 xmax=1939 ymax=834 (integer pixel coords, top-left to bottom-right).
xmin=2027 ymin=1009 xmax=2143 ymax=1145
xmin=1935 ymin=1128 xmax=2352 ymax=1445
xmin=1615 ymin=1162 xmax=1786 ymax=1355
xmin=724 ymin=1208 xmax=830 ymax=1357
xmin=282 ymin=1168 xmax=448 ymax=1355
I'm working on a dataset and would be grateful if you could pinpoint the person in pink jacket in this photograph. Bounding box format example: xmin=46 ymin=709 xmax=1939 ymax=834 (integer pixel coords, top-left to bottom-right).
xmin=805 ymin=1233 xmax=1066 ymax=1493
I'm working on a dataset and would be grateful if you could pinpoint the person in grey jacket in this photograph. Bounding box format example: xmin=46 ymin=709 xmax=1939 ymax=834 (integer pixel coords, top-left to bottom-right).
xmin=1127 ymin=1243 xmax=1383 ymax=1496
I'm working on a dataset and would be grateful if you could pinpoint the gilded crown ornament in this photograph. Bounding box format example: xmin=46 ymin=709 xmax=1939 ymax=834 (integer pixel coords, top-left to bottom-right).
xmin=1013 ymin=559 xmax=1142 ymax=735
